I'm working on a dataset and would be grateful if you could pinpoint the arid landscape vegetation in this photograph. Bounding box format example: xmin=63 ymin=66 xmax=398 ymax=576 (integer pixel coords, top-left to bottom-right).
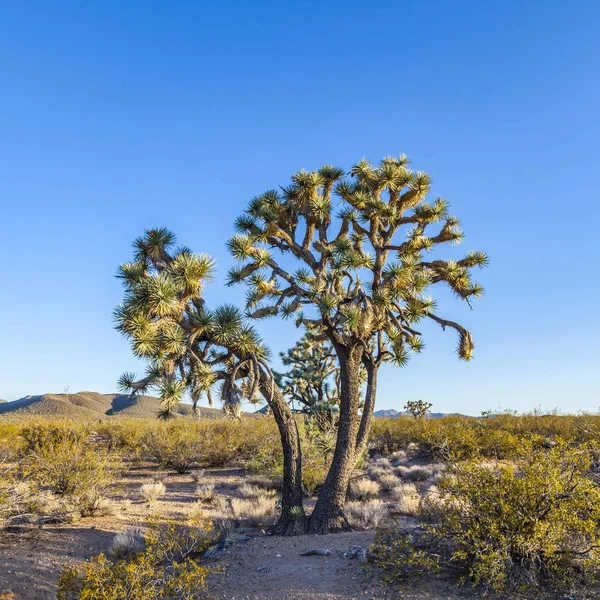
xmin=3 ymin=400 xmax=600 ymax=599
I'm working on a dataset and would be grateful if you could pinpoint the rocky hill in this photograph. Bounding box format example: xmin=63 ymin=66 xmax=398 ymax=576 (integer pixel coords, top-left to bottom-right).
xmin=0 ymin=391 xmax=227 ymax=421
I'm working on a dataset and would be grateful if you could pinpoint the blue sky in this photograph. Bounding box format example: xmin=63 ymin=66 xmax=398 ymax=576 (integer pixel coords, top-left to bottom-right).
xmin=1 ymin=1 xmax=599 ymax=414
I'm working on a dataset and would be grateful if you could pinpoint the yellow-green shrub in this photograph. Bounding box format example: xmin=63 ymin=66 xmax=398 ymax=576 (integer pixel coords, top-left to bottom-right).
xmin=57 ymin=520 xmax=216 ymax=599
xmin=374 ymin=443 xmax=600 ymax=594
xmin=24 ymin=435 xmax=117 ymax=497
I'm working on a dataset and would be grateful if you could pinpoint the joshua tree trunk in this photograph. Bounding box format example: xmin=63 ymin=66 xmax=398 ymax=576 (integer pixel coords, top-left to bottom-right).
xmin=259 ymin=368 xmax=307 ymax=535
xmin=354 ymin=358 xmax=378 ymax=461
xmin=308 ymin=344 xmax=364 ymax=533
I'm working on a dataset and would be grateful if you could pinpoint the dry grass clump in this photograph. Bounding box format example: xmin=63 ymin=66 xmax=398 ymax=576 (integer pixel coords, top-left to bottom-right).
xmin=389 ymin=450 xmax=409 ymax=466
xmin=245 ymin=474 xmax=278 ymax=490
xmin=183 ymin=501 xmax=206 ymax=524
xmin=78 ymin=489 xmax=117 ymax=517
xmin=195 ymin=483 xmax=216 ymax=503
xmin=391 ymin=483 xmax=421 ymax=515
xmin=229 ymin=491 xmax=276 ymax=527
xmin=349 ymin=478 xmax=380 ymax=501
xmin=378 ymin=473 xmax=400 ymax=492
xmin=190 ymin=470 xmax=204 ymax=483
xmin=396 ymin=465 xmax=432 ymax=482
xmin=140 ymin=481 xmax=166 ymax=503
xmin=237 ymin=483 xmax=276 ymax=500
xmin=367 ymin=458 xmax=393 ymax=480
xmin=345 ymin=499 xmax=386 ymax=530
xmin=111 ymin=528 xmax=145 ymax=559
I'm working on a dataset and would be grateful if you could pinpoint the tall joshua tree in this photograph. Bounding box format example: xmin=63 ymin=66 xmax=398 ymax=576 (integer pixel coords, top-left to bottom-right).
xmin=228 ymin=155 xmax=487 ymax=532
xmin=114 ymin=228 xmax=305 ymax=534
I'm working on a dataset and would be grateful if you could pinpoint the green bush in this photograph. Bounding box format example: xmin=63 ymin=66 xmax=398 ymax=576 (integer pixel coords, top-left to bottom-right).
xmin=144 ymin=424 xmax=203 ymax=474
xmin=20 ymin=421 xmax=88 ymax=455
xmin=24 ymin=435 xmax=117 ymax=499
xmin=374 ymin=443 xmax=600 ymax=594
xmin=57 ymin=519 xmax=216 ymax=599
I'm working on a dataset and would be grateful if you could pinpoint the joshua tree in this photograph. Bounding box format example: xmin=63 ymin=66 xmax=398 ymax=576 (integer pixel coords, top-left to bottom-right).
xmin=114 ymin=228 xmax=305 ymax=534
xmin=404 ymin=399 xmax=433 ymax=420
xmin=275 ymin=331 xmax=341 ymax=418
xmin=228 ymin=155 xmax=487 ymax=532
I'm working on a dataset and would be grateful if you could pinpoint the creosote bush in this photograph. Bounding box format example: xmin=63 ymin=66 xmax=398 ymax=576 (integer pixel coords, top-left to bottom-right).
xmin=374 ymin=443 xmax=600 ymax=595
xmin=22 ymin=431 xmax=117 ymax=511
xmin=57 ymin=519 xmax=216 ymax=600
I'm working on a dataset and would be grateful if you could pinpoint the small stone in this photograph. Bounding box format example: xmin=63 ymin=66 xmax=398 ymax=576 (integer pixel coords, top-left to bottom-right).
xmin=300 ymin=548 xmax=331 ymax=556
xmin=343 ymin=545 xmax=368 ymax=561
xmin=256 ymin=565 xmax=267 ymax=572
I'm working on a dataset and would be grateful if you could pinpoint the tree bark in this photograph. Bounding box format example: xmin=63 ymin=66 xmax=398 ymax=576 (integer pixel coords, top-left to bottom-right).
xmin=259 ymin=368 xmax=307 ymax=535
xmin=354 ymin=358 xmax=378 ymax=461
xmin=308 ymin=344 xmax=364 ymax=533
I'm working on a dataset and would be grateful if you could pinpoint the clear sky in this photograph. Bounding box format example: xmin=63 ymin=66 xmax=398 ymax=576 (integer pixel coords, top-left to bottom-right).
xmin=1 ymin=1 xmax=599 ymax=415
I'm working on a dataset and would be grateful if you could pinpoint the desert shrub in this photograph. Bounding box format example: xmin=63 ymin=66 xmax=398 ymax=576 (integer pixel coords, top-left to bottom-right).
xmin=395 ymin=465 xmax=432 ymax=482
xmin=388 ymin=450 xmax=409 ymax=466
xmin=345 ymin=500 xmax=386 ymax=530
xmin=111 ymin=529 xmax=145 ymax=559
xmin=348 ymin=478 xmax=380 ymax=501
xmin=183 ymin=502 xmax=206 ymax=524
xmin=390 ymin=483 xmax=420 ymax=515
xmin=299 ymin=446 xmax=329 ymax=496
xmin=20 ymin=421 xmax=89 ymax=455
xmin=245 ymin=474 xmax=278 ymax=490
xmin=0 ymin=461 xmax=28 ymax=528
xmin=96 ymin=419 xmax=154 ymax=458
xmin=428 ymin=445 xmax=600 ymax=591
xmin=24 ymin=435 xmax=117 ymax=499
xmin=236 ymin=418 xmax=282 ymax=472
xmin=78 ymin=489 xmax=117 ymax=517
xmin=195 ymin=484 xmax=216 ymax=503
xmin=370 ymin=521 xmax=440 ymax=582
xmin=376 ymin=444 xmax=600 ymax=594
xmin=140 ymin=481 xmax=166 ymax=503
xmin=237 ymin=483 xmax=275 ymax=499
xmin=197 ymin=421 xmax=240 ymax=467
xmin=57 ymin=520 xmax=215 ymax=600
xmin=144 ymin=425 xmax=202 ymax=474
xmin=377 ymin=473 xmax=400 ymax=492
xmin=190 ymin=470 xmax=204 ymax=483
xmin=229 ymin=492 xmax=276 ymax=527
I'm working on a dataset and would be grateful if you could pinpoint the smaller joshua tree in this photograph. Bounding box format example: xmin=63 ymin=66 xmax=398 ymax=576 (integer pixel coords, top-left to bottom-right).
xmin=275 ymin=331 xmax=366 ymax=423
xmin=114 ymin=228 xmax=305 ymax=534
xmin=404 ymin=399 xmax=433 ymax=420
xmin=275 ymin=331 xmax=341 ymax=417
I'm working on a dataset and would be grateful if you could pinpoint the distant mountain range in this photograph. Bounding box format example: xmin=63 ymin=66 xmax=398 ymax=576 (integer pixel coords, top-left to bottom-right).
xmin=0 ymin=391 xmax=226 ymax=421
xmin=254 ymin=406 xmax=461 ymax=418
xmin=373 ymin=409 xmax=464 ymax=419
xmin=0 ymin=392 xmax=461 ymax=421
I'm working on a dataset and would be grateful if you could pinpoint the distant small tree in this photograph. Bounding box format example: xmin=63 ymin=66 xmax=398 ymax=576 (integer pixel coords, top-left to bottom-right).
xmin=228 ymin=155 xmax=487 ymax=532
xmin=404 ymin=399 xmax=432 ymax=420
xmin=275 ymin=331 xmax=340 ymax=415
xmin=114 ymin=228 xmax=305 ymax=534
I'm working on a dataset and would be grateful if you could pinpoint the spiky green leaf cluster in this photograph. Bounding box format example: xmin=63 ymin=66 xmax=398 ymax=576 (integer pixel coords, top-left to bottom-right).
xmin=115 ymin=228 xmax=269 ymax=418
xmin=228 ymin=155 xmax=487 ymax=364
